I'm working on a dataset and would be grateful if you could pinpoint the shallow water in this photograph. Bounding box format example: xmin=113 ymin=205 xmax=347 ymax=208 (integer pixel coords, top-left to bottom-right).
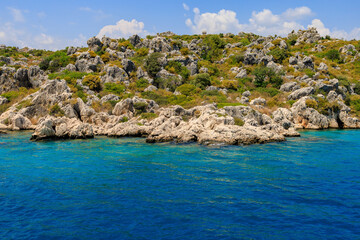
xmin=0 ymin=130 xmax=360 ymax=240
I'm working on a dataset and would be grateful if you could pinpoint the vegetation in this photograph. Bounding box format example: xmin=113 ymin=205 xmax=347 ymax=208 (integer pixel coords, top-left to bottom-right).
xmin=145 ymin=52 xmax=162 ymax=78
xmin=82 ymin=75 xmax=101 ymax=91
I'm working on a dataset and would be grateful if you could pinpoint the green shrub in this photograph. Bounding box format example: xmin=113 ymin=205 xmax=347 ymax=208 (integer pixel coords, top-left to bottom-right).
xmin=136 ymin=47 xmax=149 ymax=57
xmin=325 ymin=49 xmax=340 ymax=61
xmin=49 ymin=104 xmax=65 ymax=117
xmin=165 ymin=61 xmax=190 ymax=80
xmin=353 ymin=83 xmax=360 ymax=95
xmin=191 ymin=73 xmax=211 ymax=89
xmin=268 ymin=48 xmax=290 ymax=63
xmin=180 ymin=48 xmax=190 ymax=55
xmin=176 ymin=84 xmax=197 ymax=96
xmin=234 ymin=117 xmax=245 ymax=126
xmin=140 ymin=112 xmax=158 ymax=120
xmin=303 ymin=69 xmax=315 ymax=78
xmin=82 ymin=75 xmax=101 ymax=91
xmin=119 ymin=116 xmax=128 ymax=123
xmin=136 ymin=78 xmax=149 ymax=89
xmin=305 ymin=99 xmax=317 ymax=109
xmin=104 ymin=83 xmax=125 ymax=95
xmin=48 ymin=70 xmax=89 ymax=82
xmin=349 ymin=95 xmax=360 ymax=111
xmin=200 ymin=35 xmax=226 ymax=61
xmin=256 ymin=87 xmax=280 ymax=97
xmin=133 ymin=102 xmax=148 ymax=114
xmin=253 ymin=66 xmax=283 ymax=88
xmin=39 ymin=50 xmax=70 ymax=72
xmin=145 ymin=52 xmax=162 ymax=78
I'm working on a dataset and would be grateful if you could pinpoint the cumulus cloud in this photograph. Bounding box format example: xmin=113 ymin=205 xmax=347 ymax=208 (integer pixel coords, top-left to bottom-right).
xmin=283 ymin=6 xmax=313 ymax=20
xmin=185 ymin=6 xmax=360 ymax=40
xmin=308 ymin=19 xmax=330 ymax=36
xmin=183 ymin=3 xmax=189 ymax=11
xmin=34 ymin=33 xmax=54 ymax=45
xmin=186 ymin=9 xmax=243 ymax=34
xmin=8 ymin=7 xmax=25 ymax=22
xmin=97 ymin=19 xmax=148 ymax=39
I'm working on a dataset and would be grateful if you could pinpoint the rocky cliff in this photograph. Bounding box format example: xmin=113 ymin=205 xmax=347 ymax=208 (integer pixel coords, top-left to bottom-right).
xmin=0 ymin=28 xmax=359 ymax=145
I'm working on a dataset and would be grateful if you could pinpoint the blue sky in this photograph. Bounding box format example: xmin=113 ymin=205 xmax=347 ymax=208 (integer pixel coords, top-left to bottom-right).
xmin=1 ymin=0 xmax=360 ymax=50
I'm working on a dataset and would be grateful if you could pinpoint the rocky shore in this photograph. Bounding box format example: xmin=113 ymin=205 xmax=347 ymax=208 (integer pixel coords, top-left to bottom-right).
xmin=0 ymin=28 xmax=360 ymax=145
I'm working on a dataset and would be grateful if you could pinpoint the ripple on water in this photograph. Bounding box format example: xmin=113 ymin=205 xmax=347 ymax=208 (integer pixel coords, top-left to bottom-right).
xmin=0 ymin=130 xmax=360 ymax=239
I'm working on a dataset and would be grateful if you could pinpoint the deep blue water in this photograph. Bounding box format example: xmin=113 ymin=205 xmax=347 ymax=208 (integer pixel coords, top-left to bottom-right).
xmin=0 ymin=130 xmax=360 ymax=240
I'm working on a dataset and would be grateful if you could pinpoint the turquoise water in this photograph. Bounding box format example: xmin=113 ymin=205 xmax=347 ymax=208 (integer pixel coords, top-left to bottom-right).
xmin=0 ymin=130 xmax=360 ymax=240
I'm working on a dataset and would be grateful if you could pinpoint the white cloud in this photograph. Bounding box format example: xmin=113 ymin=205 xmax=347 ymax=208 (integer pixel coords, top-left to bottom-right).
xmin=0 ymin=31 xmax=5 ymax=39
xmin=186 ymin=9 xmax=243 ymax=34
xmin=250 ymin=9 xmax=280 ymax=26
xmin=283 ymin=6 xmax=312 ymax=20
xmin=8 ymin=7 xmax=25 ymax=22
xmin=183 ymin=3 xmax=189 ymax=11
xmin=34 ymin=33 xmax=54 ymax=45
xmin=185 ymin=6 xmax=360 ymax=40
xmin=97 ymin=19 xmax=148 ymax=39
xmin=308 ymin=19 xmax=330 ymax=36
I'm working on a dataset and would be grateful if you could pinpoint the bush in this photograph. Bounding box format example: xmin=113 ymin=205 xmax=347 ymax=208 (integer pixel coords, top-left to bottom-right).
xmin=191 ymin=73 xmax=211 ymax=89
xmin=140 ymin=112 xmax=158 ymax=120
xmin=39 ymin=50 xmax=70 ymax=72
xmin=145 ymin=52 xmax=162 ymax=78
xmin=48 ymin=70 xmax=89 ymax=83
xmin=180 ymin=48 xmax=190 ymax=55
xmin=136 ymin=47 xmax=149 ymax=57
xmin=256 ymin=87 xmax=280 ymax=97
xmin=221 ymin=80 xmax=238 ymax=91
xmin=353 ymin=82 xmax=360 ymax=95
xmin=325 ymin=49 xmax=340 ymax=61
xmin=268 ymin=48 xmax=290 ymax=63
xmin=234 ymin=117 xmax=245 ymax=126
xmin=136 ymin=78 xmax=149 ymax=89
xmin=349 ymin=95 xmax=360 ymax=111
xmin=49 ymin=104 xmax=65 ymax=117
xmin=100 ymin=52 xmax=110 ymax=62
xmin=104 ymin=83 xmax=125 ymax=95
xmin=305 ymin=99 xmax=317 ymax=109
xmin=176 ymin=84 xmax=197 ymax=96
xmin=253 ymin=66 xmax=283 ymax=88
xmin=303 ymin=69 xmax=315 ymax=78
xmin=200 ymin=35 xmax=226 ymax=61
xmin=133 ymin=102 xmax=148 ymax=114
xmin=82 ymin=75 xmax=101 ymax=91
xmin=165 ymin=61 xmax=190 ymax=81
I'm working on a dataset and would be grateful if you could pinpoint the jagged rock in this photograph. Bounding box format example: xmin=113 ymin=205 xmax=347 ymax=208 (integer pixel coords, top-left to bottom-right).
xmin=235 ymin=69 xmax=247 ymax=78
xmin=87 ymin=37 xmax=103 ymax=52
xmin=267 ymin=61 xmax=283 ymax=73
xmin=0 ymin=96 xmax=8 ymax=105
xmin=75 ymin=55 xmax=103 ymax=72
xmin=31 ymin=117 xmax=94 ymax=141
xmin=122 ymin=59 xmax=136 ymax=74
xmin=239 ymin=96 xmax=249 ymax=104
xmin=242 ymin=91 xmax=251 ymax=97
xmin=187 ymin=62 xmax=198 ymax=75
xmin=288 ymin=87 xmax=315 ymax=100
xmin=73 ymin=98 xmax=95 ymax=121
xmin=144 ymin=85 xmax=157 ymax=92
xmin=129 ymin=35 xmax=141 ymax=48
xmin=318 ymin=62 xmax=328 ymax=71
xmin=101 ymin=65 xmax=128 ymax=83
xmin=250 ymin=97 xmax=266 ymax=106
xmin=14 ymin=68 xmax=32 ymax=88
xmin=291 ymin=97 xmax=329 ymax=129
xmin=112 ymin=97 xmax=158 ymax=117
xmin=101 ymin=94 xmax=120 ymax=103
xmin=280 ymin=82 xmax=300 ymax=92
xmin=67 ymin=46 xmax=78 ymax=55
xmin=65 ymin=64 xmax=77 ymax=71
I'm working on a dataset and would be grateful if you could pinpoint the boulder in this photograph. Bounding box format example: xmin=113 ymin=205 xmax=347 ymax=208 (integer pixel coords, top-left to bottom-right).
xmin=288 ymin=87 xmax=315 ymax=100
xmin=87 ymin=37 xmax=103 ymax=52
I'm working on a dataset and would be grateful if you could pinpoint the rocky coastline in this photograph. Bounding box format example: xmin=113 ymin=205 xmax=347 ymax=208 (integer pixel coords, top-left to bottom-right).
xmin=0 ymin=28 xmax=360 ymax=145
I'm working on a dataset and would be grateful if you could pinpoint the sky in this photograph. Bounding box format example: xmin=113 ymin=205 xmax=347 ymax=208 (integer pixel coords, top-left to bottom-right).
xmin=1 ymin=0 xmax=360 ymax=50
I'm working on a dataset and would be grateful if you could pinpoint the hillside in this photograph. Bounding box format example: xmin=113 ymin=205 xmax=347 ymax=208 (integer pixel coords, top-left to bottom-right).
xmin=0 ymin=28 xmax=359 ymax=144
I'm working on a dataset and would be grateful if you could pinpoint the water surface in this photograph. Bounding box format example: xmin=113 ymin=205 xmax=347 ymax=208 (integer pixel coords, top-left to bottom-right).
xmin=0 ymin=130 xmax=360 ymax=239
